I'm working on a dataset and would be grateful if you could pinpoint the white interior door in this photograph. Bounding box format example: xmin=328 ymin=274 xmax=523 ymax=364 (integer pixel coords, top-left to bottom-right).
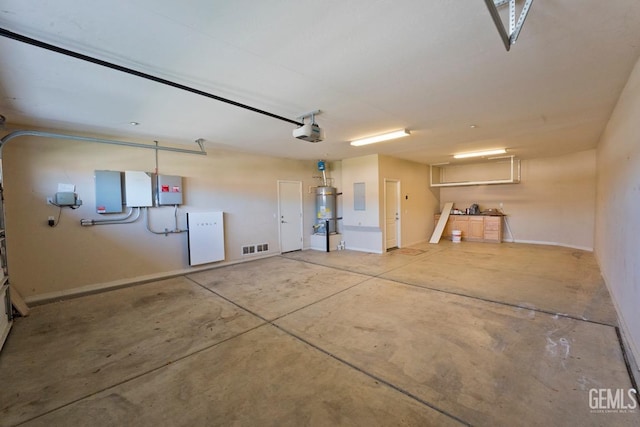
xmin=385 ymin=180 xmax=400 ymax=250
xmin=278 ymin=181 xmax=303 ymax=253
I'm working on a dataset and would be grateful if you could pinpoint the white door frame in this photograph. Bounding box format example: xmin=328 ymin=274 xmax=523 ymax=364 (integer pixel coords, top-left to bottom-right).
xmin=277 ymin=180 xmax=303 ymax=253
xmin=384 ymin=178 xmax=401 ymax=250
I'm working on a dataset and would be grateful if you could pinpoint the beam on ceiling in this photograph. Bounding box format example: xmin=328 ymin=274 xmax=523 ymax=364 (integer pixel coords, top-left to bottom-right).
xmin=484 ymin=0 xmax=534 ymax=51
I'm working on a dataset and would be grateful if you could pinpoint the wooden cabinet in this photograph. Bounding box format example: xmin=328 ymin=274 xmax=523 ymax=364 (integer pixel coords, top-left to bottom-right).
xmin=451 ymin=216 xmax=468 ymax=238
xmin=468 ymin=216 xmax=485 ymax=240
xmin=483 ymin=216 xmax=503 ymax=243
xmin=434 ymin=214 xmax=503 ymax=243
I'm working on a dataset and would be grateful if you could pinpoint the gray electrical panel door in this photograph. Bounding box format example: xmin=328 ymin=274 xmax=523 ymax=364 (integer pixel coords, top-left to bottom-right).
xmin=157 ymin=175 xmax=183 ymax=205
xmin=95 ymin=170 xmax=123 ymax=213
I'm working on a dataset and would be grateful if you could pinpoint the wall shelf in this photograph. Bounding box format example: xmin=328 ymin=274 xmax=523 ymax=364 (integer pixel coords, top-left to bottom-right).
xmin=430 ymin=155 xmax=521 ymax=187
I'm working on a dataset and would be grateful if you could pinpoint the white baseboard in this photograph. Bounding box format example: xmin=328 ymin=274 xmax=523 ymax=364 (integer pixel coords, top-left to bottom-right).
xmin=505 ymin=238 xmax=593 ymax=252
xmin=24 ymin=239 xmax=592 ymax=305
xmin=402 ymin=238 xmax=428 ymax=247
xmin=345 ymin=246 xmax=384 ymax=254
xmin=618 ymin=316 xmax=640 ymax=387
xmin=24 ymin=253 xmax=278 ymax=306
xmin=595 ymin=256 xmax=640 ymax=387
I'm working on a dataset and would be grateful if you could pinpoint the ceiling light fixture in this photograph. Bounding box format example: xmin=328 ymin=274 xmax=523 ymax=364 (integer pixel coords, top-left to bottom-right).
xmin=453 ymin=148 xmax=507 ymax=159
xmin=350 ymin=129 xmax=410 ymax=147
xmin=129 ymin=121 xmax=140 ymax=126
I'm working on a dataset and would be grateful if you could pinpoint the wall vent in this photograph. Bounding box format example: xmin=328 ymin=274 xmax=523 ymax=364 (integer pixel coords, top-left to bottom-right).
xmin=242 ymin=243 xmax=269 ymax=255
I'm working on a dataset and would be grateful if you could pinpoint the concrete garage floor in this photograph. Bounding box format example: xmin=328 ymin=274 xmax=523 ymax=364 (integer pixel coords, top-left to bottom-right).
xmin=1 ymin=242 xmax=638 ymax=426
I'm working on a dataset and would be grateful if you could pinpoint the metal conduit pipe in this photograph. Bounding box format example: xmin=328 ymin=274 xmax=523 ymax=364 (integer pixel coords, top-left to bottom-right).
xmin=80 ymin=207 xmax=140 ymax=226
xmin=0 ymin=130 xmax=207 ymax=156
xmin=144 ymin=207 xmax=187 ymax=236
xmin=173 ymin=205 xmax=180 ymax=231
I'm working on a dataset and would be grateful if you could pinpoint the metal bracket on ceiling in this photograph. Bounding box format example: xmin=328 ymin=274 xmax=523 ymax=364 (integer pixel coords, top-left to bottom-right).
xmin=296 ymin=109 xmax=321 ymax=124
xmin=484 ymin=0 xmax=534 ymax=51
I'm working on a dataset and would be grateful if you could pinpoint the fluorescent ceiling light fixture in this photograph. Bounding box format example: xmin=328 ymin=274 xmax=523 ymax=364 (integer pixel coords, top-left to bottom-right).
xmin=350 ymin=129 xmax=410 ymax=147
xmin=453 ymin=149 xmax=507 ymax=159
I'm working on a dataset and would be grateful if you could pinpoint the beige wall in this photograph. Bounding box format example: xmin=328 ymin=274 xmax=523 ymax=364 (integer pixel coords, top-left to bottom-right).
xmin=440 ymin=150 xmax=596 ymax=250
xmin=2 ymin=133 xmax=318 ymax=300
xmin=340 ymin=154 xmax=438 ymax=252
xmin=378 ymin=155 xmax=439 ymax=247
xmin=341 ymin=155 xmax=379 ymax=228
xmin=340 ymin=155 xmax=383 ymax=252
xmin=595 ymin=56 xmax=640 ymax=370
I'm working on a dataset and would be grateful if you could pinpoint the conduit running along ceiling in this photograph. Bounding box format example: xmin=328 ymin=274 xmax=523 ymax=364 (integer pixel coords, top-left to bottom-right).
xmin=0 ymin=0 xmax=639 ymax=164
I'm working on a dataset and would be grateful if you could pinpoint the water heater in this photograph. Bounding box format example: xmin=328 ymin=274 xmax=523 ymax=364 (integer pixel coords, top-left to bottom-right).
xmin=316 ymin=186 xmax=337 ymax=234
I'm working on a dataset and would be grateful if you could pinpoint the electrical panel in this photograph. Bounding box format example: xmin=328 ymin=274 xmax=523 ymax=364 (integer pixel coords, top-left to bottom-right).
xmin=95 ymin=170 xmax=123 ymax=213
xmin=157 ymin=174 xmax=183 ymax=206
xmin=124 ymin=171 xmax=153 ymax=207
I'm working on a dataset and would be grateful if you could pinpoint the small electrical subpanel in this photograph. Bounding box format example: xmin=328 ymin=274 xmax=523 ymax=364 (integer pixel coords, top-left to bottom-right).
xmin=157 ymin=175 xmax=183 ymax=205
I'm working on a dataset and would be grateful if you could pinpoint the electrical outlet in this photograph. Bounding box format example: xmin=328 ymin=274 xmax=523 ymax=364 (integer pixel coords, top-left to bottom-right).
xmin=47 ymin=197 xmax=53 ymax=205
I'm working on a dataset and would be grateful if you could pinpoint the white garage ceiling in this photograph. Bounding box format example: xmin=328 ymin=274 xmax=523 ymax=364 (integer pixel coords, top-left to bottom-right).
xmin=1 ymin=1 xmax=639 ymax=164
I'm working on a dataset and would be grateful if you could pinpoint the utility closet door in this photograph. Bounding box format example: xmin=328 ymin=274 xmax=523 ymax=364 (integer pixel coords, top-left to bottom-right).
xmin=278 ymin=181 xmax=303 ymax=253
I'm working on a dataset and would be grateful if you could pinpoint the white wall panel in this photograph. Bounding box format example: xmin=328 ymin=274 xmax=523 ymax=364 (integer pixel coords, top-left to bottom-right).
xmin=187 ymin=212 xmax=224 ymax=266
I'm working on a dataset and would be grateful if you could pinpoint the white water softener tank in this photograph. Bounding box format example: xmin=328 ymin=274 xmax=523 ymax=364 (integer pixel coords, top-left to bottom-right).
xmin=316 ymin=186 xmax=337 ymax=234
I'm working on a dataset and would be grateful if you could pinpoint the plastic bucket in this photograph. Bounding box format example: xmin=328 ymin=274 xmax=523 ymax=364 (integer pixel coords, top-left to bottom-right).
xmin=452 ymin=230 xmax=462 ymax=243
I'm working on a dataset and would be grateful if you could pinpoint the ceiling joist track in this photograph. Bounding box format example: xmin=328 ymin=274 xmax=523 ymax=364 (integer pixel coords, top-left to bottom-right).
xmin=484 ymin=0 xmax=534 ymax=51
xmin=0 ymin=27 xmax=303 ymax=127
